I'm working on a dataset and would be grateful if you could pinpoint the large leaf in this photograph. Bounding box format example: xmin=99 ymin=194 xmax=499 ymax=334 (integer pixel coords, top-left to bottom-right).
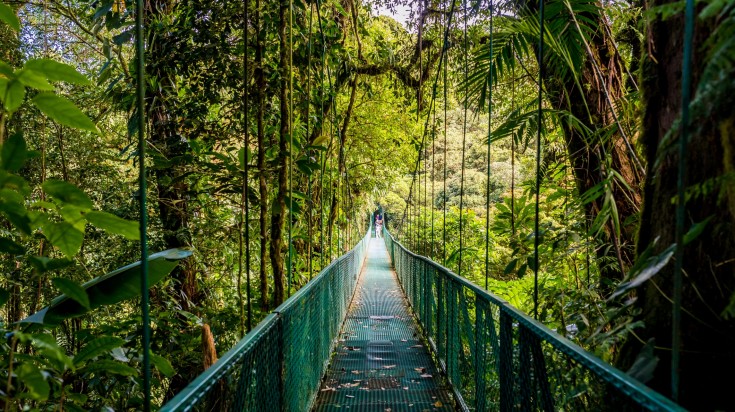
xmin=85 ymin=210 xmax=140 ymax=240
xmin=52 ymin=278 xmax=90 ymax=310
xmin=32 ymin=93 xmax=99 ymax=133
xmin=1 ymin=132 xmax=27 ymax=171
xmin=43 ymin=221 xmax=84 ymax=258
xmin=0 ymin=2 xmax=19 ymax=32
xmin=2 ymin=79 xmax=25 ymax=113
xmin=24 ymin=59 xmax=90 ymax=85
xmin=151 ymin=353 xmax=175 ymax=377
xmin=19 ymin=249 xmax=192 ymax=325
xmin=610 ymin=243 xmax=677 ymax=300
xmin=23 ymin=333 xmax=74 ymax=372
xmin=73 ymin=336 xmax=125 ymax=366
xmin=82 ymin=359 xmax=137 ymax=376
xmin=16 ymin=363 xmax=50 ymax=400
xmin=42 ymin=179 xmax=94 ymax=210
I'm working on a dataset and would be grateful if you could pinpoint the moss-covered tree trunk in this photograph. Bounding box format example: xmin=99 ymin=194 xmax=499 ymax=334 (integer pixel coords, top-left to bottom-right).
xmin=617 ymin=4 xmax=735 ymax=409
xmin=270 ymin=0 xmax=289 ymax=306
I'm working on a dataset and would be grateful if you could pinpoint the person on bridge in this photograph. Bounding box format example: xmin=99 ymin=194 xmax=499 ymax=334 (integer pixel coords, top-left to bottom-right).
xmin=375 ymin=213 xmax=383 ymax=238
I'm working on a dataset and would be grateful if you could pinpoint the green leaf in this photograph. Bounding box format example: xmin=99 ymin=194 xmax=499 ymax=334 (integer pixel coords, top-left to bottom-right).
xmin=52 ymin=278 xmax=90 ymax=310
xmin=0 ymin=61 xmax=12 ymax=76
xmin=44 ymin=221 xmax=84 ymax=258
xmin=20 ymin=249 xmax=192 ymax=325
xmin=2 ymin=79 xmax=25 ymax=113
xmin=16 ymin=363 xmax=50 ymax=400
xmin=151 ymin=353 xmax=175 ymax=377
xmin=73 ymin=336 xmax=125 ymax=366
xmin=0 ymin=199 xmax=31 ymax=234
xmin=29 ymin=333 xmax=74 ymax=371
xmin=0 ymin=2 xmax=20 ymax=32
xmin=82 ymin=359 xmax=137 ymax=376
xmin=0 ymin=236 xmax=25 ymax=254
xmin=42 ymin=179 xmax=94 ymax=210
xmin=29 ymin=256 xmax=74 ymax=273
xmin=503 ymin=259 xmax=517 ymax=275
xmin=1 ymin=132 xmax=28 ymax=171
xmin=0 ymin=287 xmax=8 ymax=307
xmin=16 ymin=68 xmax=54 ymax=90
xmin=32 ymin=93 xmax=99 ymax=133
xmin=610 ymin=243 xmax=677 ymax=300
xmin=85 ymin=210 xmax=140 ymax=240
xmin=24 ymin=59 xmax=90 ymax=85
xmin=684 ymin=216 xmax=713 ymax=245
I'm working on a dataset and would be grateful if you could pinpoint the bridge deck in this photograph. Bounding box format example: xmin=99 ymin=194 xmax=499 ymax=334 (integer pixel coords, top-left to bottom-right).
xmin=313 ymin=239 xmax=454 ymax=411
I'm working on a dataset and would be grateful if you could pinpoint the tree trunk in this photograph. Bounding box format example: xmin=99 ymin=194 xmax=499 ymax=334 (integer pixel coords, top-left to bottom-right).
xmin=617 ymin=5 xmax=735 ymax=410
xmin=255 ymin=0 xmax=269 ymax=312
xmin=542 ymin=11 xmax=643 ymax=293
xmin=146 ymin=0 xmax=199 ymax=311
xmin=326 ymin=75 xmax=358 ymax=255
xmin=270 ymin=0 xmax=289 ymax=306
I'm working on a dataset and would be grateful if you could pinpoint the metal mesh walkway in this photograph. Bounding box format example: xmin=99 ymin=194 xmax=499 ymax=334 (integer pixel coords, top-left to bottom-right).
xmin=313 ymin=239 xmax=454 ymax=411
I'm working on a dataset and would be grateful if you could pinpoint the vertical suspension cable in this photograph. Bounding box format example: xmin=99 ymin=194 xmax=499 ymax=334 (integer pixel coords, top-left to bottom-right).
xmin=424 ymin=126 xmax=428 ymax=255
xmin=431 ymin=86 xmax=436 ymax=260
xmin=240 ymin=0 xmax=252 ymax=334
xmin=458 ymin=0 xmax=469 ymax=277
xmin=510 ymin=44 xmax=516 ymax=236
xmin=533 ymin=0 xmax=545 ymax=321
xmin=418 ymin=0 xmax=424 ymax=254
xmin=287 ymin=0 xmax=294 ymax=297
xmin=317 ymin=0 xmax=326 ymax=269
xmin=672 ymin=0 xmax=694 ymax=401
xmin=307 ymin=2 xmax=313 ymax=279
xmin=484 ymin=2 xmax=494 ymax=290
xmin=134 ymin=0 xmax=150 ymax=409
xmin=442 ymin=6 xmax=448 ymax=264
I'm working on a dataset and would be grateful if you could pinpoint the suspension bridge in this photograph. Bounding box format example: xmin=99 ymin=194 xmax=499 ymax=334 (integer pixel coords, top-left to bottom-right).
xmin=159 ymin=224 xmax=684 ymax=411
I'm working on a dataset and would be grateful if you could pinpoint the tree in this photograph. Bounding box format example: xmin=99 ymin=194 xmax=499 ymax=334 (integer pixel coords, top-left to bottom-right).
xmin=616 ymin=2 xmax=735 ymax=409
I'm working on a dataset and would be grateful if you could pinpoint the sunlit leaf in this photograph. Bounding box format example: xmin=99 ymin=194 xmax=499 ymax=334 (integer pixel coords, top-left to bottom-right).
xmin=25 ymin=59 xmax=90 ymax=85
xmin=44 ymin=221 xmax=84 ymax=258
xmin=0 ymin=2 xmax=20 ymax=32
xmin=32 ymin=93 xmax=99 ymax=133
xmin=43 ymin=179 xmax=94 ymax=210
xmin=85 ymin=210 xmax=140 ymax=240
xmin=2 ymin=79 xmax=25 ymax=112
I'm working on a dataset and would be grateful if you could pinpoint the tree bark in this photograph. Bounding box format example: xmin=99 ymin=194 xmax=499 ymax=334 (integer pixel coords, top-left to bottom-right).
xmin=326 ymin=75 xmax=358 ymax=252
xmin=255 ymin=0 xmax=269 ymax=312
xmin=270 ymin=0 xmax=289 ymax=306
xmin=617 ymin=5 xmax=735 ymax=409
xmin=145 ymin=0 xmax=200 ymax=311
xmin=540 ymin=10 xmax=643 ymax=293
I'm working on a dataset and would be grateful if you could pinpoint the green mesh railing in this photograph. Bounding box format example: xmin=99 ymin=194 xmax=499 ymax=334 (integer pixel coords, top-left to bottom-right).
xmin=384 ymin=229 xmax=685 ymax=412
xmin=160 ymin=227 xmax=371 ymax=412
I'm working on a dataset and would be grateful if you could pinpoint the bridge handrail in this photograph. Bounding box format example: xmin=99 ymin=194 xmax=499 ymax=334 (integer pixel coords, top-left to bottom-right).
xmin=384 ymin=228 xmax=686 ymax=412
xmin=160 ymin=224 xmax=372 ymax=411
